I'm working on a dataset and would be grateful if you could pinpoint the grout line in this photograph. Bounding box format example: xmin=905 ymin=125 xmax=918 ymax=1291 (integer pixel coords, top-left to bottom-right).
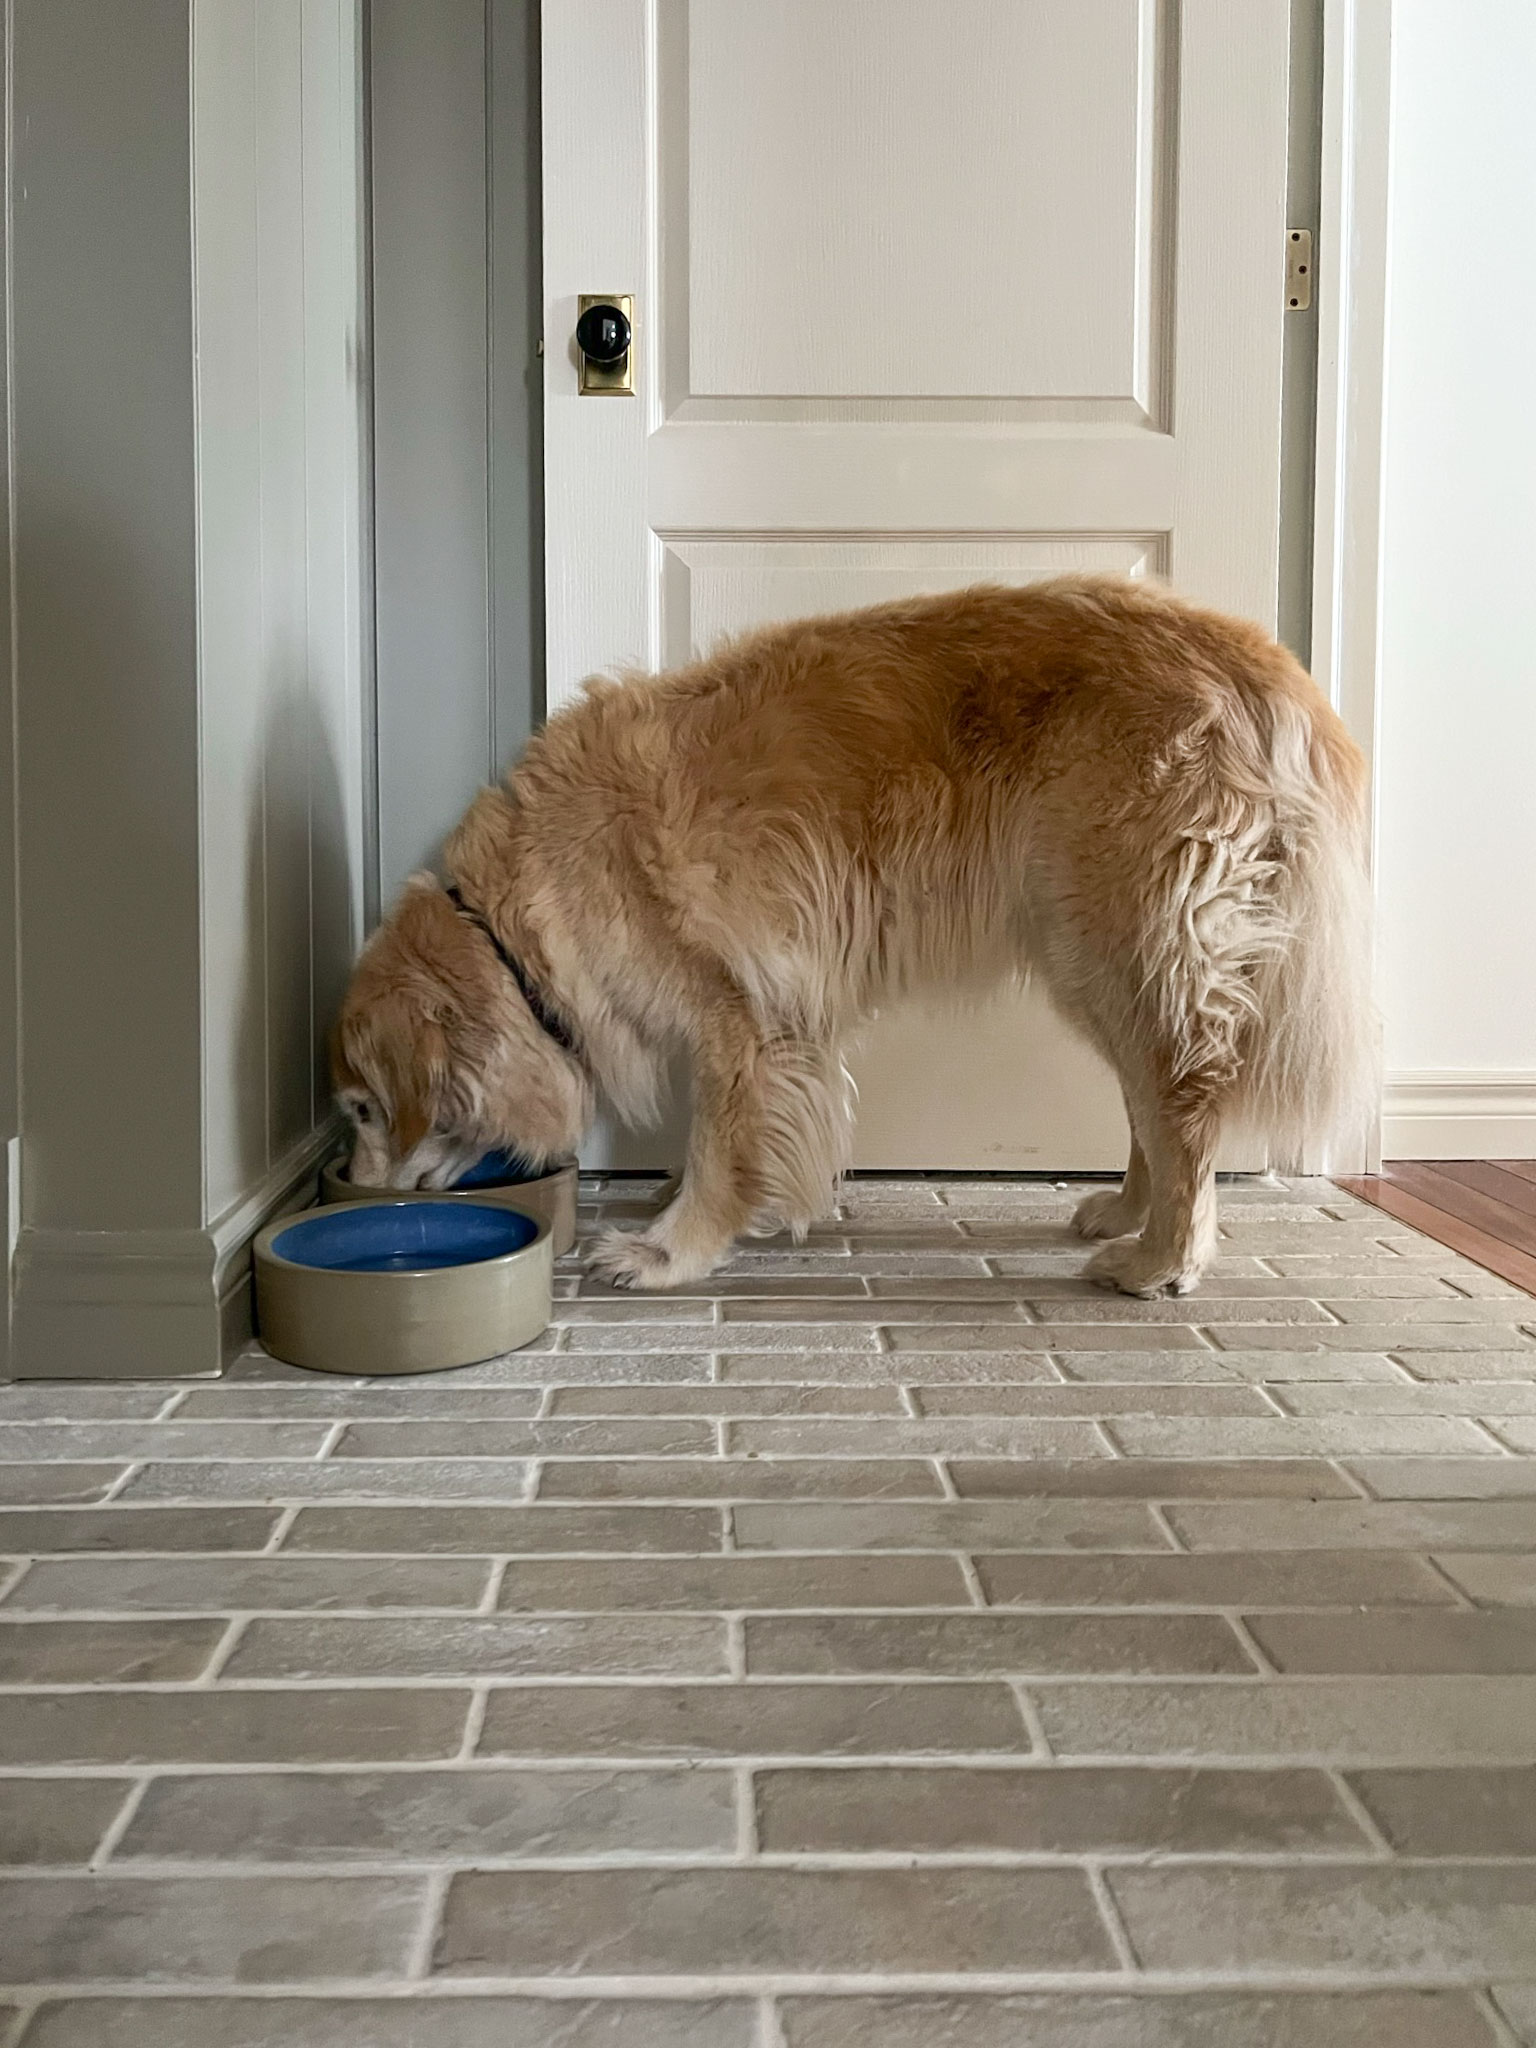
xmin=1009 ymin=1681 xmax=1054 ymax=1759
xmin=313 ymin=1422 xmax=348 ymax=1461
xmin=956 ymin=1552 xmax=988 ymax=1609
xmin=1332 ymin=1460 xmax=1379 ymax=1501
xmin=720 ymin=1505 xmax=737 ymax=1554
xmin=0 ymin=1964 xmax=1529 ymax=1998
xmin=88 ymin=1776 xmax=150 ymax=1868
xmin=404 ymin=1866 xmax=452 ymax=1978
xmin=1224 ymin=1612 xmax=1277 ymax=1676
xmin=478 ymin=1558 xmax=510 ymax=1614
xmin=1084 ymin=1860 xmax=1140 ymax=1971
xmin=1471 ymin=1417 xmax=1523 ymax=1455
xmin=1325 ymin=1766 xmax=1395 ymax=1858
xmin=98 ymin=1464 xmax=144 ymax=1504
xmin=534 ymin=1386 xmax=556 ymax=1419
xmin=522 ymin=1460 xmax=544 ymax=1504
xmin=725 ymin=1612 xmax=747 ymax=1678
xmin=757 ymin=1993 xmax=789 ymax=2048
xmin=195 ymin=1617 xmax=248 ymax=1685
xmin=899 ymin=1385 xmax=921 ymax=1418
xmin=1144 ymin=1503 xmax=1185 ymax=1553
xmin=456 ymin=1682 xmax=491 ymax=1763
xmin=1419 ymin=1553 xmax=1479 ymax=1610
xmin=154 ymin=1391 xmax=190 ymax=1420
xmin=1389 ymin=1353 xmax=1432 ymax=1383
xmin=931 ymin=1457 xmax=958 ymax=1501
xmin=262 ymin=1505 xmax=301 ymax=1554
xmin=734 ymin=1765 xmax=758 ymax=1861
xmin=0 ymin=1557 xmax=33 ymax=1602
xmin=1474 ymin=1989 xmax=1525 ymax=2048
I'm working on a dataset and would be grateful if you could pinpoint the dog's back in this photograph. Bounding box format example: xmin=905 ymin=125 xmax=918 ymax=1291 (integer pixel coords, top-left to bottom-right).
xmin=512 ymin=575 xmax=1364 ymax=1048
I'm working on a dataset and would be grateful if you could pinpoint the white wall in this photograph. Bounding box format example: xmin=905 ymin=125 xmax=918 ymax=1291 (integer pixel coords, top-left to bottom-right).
xmin=1376 ymin=0 xmax=1536 ymax=1157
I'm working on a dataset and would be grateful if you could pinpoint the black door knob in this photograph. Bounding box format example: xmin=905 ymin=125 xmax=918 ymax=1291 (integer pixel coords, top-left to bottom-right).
xmin=575 ymin=302 xmax=631 ymax=364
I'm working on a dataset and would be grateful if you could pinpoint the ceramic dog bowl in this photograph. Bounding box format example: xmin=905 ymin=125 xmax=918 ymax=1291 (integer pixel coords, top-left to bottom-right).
xmin=322 ymin=1150 xmax=578 ymax=1257
xmin=254 ymin=1198 xmax=552 ymax=1376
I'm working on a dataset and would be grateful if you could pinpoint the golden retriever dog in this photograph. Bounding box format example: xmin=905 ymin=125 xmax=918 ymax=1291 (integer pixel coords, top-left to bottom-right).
xmin=334 ymin=578 xmax=1371 ymax=1295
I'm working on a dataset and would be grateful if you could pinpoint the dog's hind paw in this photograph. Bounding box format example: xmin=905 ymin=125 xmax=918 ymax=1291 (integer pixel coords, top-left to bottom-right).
xmin=587 ymin=1227 xmax=680 ymax=1292
xmin=1083 ymin=1234 xmax=1204 ymax=1298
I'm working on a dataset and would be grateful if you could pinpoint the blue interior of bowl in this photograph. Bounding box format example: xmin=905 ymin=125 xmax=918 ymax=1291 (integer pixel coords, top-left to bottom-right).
xmin=453 ymin=1147 xmax=544 ymax=1190
xmin=272 ymin=1201 xmax=537 ymax=1274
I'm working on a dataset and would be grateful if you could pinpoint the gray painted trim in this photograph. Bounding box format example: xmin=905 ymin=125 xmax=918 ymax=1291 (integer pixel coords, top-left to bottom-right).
xmin=489 ymin=0 xmax=545 ymax=766
xmin=10 ymin=0 xmax=205 ymax=1241
xmin=370 ymin=0 xmax=490 ymax=907
xmin=368 ymin=0 xmax=543 ymax=911
xmin=1280 ymin=0 xmax=1325 ymax=664
xmin=357 ymin=0 xmax=382 ymax=935
xmin=12 ymin=1126 xmax=330 ymax=1380
xmin=1 ymin=5 xmax=18 ymax=1377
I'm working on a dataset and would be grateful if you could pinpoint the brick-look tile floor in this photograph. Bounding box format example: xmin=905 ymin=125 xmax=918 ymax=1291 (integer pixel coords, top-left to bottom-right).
xmin=1 ymin=1174 xmax=1535 ymax=2046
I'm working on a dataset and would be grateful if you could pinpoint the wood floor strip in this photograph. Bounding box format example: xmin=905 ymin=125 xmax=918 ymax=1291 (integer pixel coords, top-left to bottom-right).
xmin=1374 ymin=1160 xmax=1536 ymax=1260
xmin=1492 ymin=1157 xmax=1536 ymax=1188
xmin=1428 ymin=1158 xmax=1536 ymax=1221
xmin=1335 ymin=1174 xmax=1536 ymax=1298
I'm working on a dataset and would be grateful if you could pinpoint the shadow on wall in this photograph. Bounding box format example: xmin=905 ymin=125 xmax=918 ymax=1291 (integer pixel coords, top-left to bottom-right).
xmin=228 ymin=643 xmax=358 ymax=1213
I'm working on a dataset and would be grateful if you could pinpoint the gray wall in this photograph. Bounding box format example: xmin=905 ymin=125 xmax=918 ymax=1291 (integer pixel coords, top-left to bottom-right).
xmin=11 ymin=0 xmax=205 ymax=1244
xmin=0 ymin=13 xmax=16 ymax=1375
xmin=5 ymin=0 xmax=369 ymax=1378
xmin=370 ymin=0 xmax=543 ymax=909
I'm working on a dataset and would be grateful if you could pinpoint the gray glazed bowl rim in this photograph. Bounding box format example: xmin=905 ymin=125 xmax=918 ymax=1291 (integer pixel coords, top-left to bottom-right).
xmin=257 ymin=1194 xmax=552 ymax=1278
xmin=323 ymin=1154 xmax=578 ymax=1195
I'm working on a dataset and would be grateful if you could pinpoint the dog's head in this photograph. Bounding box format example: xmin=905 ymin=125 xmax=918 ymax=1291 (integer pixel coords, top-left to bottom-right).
xmin=331 ymin=876 xmax=590 ymax=1189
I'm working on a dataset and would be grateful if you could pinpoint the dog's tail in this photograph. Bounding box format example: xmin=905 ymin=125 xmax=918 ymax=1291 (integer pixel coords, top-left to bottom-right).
xmin=1226 ymin=687 xmax=1376 ymax=1173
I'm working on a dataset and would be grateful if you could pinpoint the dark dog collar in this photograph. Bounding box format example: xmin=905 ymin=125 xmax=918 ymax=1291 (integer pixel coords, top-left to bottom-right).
xmin=445 ymin=886 xmax=584 ymax=1064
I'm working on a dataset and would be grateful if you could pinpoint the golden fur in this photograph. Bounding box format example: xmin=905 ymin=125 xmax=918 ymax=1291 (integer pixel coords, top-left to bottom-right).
xmin=334 ymin=578 xmax=1372 ymax=1294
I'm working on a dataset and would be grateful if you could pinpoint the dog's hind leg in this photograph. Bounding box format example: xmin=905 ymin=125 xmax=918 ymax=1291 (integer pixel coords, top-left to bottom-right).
xmin=1072 ymin=1101 xmax=1151 ymax=1241
xmin=1082 ymin=1073 xmax=1223 ymax=1297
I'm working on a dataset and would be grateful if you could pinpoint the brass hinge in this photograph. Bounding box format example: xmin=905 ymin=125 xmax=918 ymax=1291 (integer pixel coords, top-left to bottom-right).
xmin=1286 ymin=228 xmax=1313 ymax=311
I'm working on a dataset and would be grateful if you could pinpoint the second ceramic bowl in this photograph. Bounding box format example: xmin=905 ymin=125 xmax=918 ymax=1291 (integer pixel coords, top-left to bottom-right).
xmin=322 ymin=1149 xmax=578 ymax=1257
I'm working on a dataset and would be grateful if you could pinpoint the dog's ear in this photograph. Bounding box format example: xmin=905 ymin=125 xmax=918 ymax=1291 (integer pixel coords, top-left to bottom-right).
xmin=371 ymin=1008 xmax=447 ymax=1156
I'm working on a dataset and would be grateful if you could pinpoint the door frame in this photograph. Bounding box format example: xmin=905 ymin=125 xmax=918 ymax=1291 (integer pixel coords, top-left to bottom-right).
xmin=1310 ymin=0 xmax=1393 ymax=1169
xmin=364 ymin=0 xmax=1394 ymax=1161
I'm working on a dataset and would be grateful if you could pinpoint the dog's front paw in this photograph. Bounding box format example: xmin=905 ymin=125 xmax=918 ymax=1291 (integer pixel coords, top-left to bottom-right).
xmin=587 ymin=1227 xmax=679 ymax=1291
xmin=1072 ymin=1188 xmax=1146 ymax=1241
xmin=1083 ymin=1235 xmax=1203 ymax=1298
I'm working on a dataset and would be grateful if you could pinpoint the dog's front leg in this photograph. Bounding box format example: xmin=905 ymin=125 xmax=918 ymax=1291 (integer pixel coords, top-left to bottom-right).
xmin=589 ymin=1003 xmax=763 ymax=1291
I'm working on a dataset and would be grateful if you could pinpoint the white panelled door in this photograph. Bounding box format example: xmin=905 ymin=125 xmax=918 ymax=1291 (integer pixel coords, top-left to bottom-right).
xmin=542 ymin=0 xmax=1290 ymax=1170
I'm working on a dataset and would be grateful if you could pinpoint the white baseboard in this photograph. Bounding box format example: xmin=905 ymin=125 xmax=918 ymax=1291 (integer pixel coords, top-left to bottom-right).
xmin=1381 ymin=1070 xmax=1536 ymax=1161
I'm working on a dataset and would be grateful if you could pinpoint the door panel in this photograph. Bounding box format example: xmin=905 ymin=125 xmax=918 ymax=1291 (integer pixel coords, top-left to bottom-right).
xmin=678 ymin=0 xmax=1159 ymax=407
xmin=543 ymin=0 xmax=1288 ymax=1170
xmin=660 ymin=537 xmax=1162 ymax=668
